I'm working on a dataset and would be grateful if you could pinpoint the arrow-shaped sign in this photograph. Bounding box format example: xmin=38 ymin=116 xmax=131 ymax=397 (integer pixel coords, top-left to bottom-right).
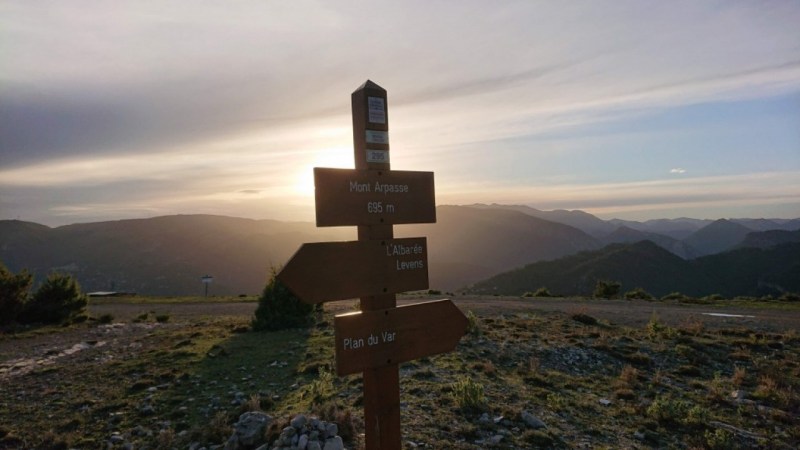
xmin=333 ymin=299 xmax=468 ymax=375
xmin=277 ymin=237 xmax=429 ymax=304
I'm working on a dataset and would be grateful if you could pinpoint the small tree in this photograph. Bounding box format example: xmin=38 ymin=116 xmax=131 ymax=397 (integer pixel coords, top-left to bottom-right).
xmin=593 ymin=280 xmax=621 ymax=299
xmin=0 ymin=263 xmax=33 ymax=325
xmin=252 ymin=267 xmax=314 ymax=332
xmin=22 ymin=273 xmax=88 ymax=324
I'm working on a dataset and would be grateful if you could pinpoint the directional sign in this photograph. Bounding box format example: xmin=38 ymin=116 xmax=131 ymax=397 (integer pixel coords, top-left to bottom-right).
xmin=277 ymin=237 xmax=428 ymax=304
xmin=334 ymin=299 xmax=468 ymax=375
xmin=314 ymin=168 xmax=436 ymax=227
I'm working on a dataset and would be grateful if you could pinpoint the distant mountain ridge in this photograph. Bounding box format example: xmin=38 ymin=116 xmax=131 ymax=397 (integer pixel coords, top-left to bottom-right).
xmin=2 ymin=206 xmax=799 ymax=296
xmin=468 ymin=204 xmax=800 ymax=259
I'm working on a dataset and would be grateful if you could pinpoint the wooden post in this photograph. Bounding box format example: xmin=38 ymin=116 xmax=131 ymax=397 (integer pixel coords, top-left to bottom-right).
xmin=351 ymin=80 xmax=401 ymax=450
xmin=278 ymin=80 xmax=464 ymax=450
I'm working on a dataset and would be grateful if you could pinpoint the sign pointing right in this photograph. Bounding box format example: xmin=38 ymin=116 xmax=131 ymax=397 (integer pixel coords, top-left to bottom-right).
xmin=333 ymin=299 xmax=469 ymax=376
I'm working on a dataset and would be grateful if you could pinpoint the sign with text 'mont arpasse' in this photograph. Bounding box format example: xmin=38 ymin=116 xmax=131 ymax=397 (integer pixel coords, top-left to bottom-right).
xmin=314 ymin=167 xmax=436 ymax=227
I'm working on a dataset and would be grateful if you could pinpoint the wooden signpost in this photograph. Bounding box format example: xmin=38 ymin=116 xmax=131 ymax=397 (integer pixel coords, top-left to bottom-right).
xmin=278 ymin=80 xmax=468 ymax=450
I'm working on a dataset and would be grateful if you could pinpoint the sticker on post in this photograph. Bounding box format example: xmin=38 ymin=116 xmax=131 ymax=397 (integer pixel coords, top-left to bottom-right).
xmin=367 ymin=97 xmax=386 ymax=124
xmin=366 ymin=130 xmax=389 ymax=145
xmin=366 ymin=149 xmax=389 ymax=164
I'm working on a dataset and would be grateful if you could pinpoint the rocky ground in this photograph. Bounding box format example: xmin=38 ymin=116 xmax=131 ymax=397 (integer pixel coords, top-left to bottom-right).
xmin=0 ymin=296 xmax=798 ymax=449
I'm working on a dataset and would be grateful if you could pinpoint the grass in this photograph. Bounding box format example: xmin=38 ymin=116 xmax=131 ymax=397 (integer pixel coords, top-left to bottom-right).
xmin=0 ymin=296 xmax=798 ymax=449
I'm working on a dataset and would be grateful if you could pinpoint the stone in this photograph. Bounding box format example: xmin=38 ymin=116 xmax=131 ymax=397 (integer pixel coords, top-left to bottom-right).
xmin=324 ymin=422 xmax=338 ymax=439
xmin=322 ymin=436 xmax=344 ymax=450
xmin=297 ymin=434 xmax=309 ymax=449
xmin=307 ymin=442 xmax=322 ymax=450
xmin=291 ymin=414 xmax=307 ymax=429
xmin=599 ymin=398 xmax=612 ymax=406
xmin=228 ymin=411 xmax=272 ymax=448
xmin=521 ymin=410 xmax=547 ymax=429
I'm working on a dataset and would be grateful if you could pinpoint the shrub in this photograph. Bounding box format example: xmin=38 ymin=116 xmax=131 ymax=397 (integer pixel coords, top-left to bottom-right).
xmin=22 ymin=273 xmax=87 ymax=325
xmin=661 ymin=292 xmax=689 ymax=301
xmin=0 ymin=264 xmax=33 ymax=325
xmin=593 ymin=280 xmax=621 ymax=299
xmin=155 ymin=314 xmax=170 ymax=323
xmin=97 ymin=314 xmax=114 ymax=324
xmin=523 ymin=287 xmax=553 ymax=298
xmin=779 ymin=292 xmax=800 ymax=302
xmin=465 ymin=310 xmax=481 ymax=336
xmin=252 ymin=267 xmax=313 ymax=332
xmin=624 ymin=287 xmax=653 ymax=300
xmin=451 ymin=377 xmax=486 ymax=411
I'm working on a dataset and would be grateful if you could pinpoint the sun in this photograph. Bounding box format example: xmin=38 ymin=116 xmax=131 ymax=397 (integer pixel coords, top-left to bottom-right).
xmin=293 ymin=146 xmax=353 ymax=197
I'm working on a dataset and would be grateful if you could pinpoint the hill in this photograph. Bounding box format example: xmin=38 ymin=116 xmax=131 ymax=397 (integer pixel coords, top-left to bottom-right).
xmin=736 ymin=229 xmax=800 ymax=249
xmin=0 ymin=215 xmax=353 ymax=295
xmin=398 ymin=205 xmax=601 ymax=289
xmin=469 ymin=240 xmax=800 ymax=298
xmin=601 ymin=225 xmax=699 ymax=259
xmin=1 ymin=208 xmax=600 ymax=295
xmin=683 ymin=219 xmax=754 ymax=256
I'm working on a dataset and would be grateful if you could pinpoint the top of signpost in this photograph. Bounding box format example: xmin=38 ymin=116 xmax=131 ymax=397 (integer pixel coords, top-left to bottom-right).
xmin=352 ymin=80 xmax=389 ymax=170
xmin=355 ymin=79 xmax=386 ymax=93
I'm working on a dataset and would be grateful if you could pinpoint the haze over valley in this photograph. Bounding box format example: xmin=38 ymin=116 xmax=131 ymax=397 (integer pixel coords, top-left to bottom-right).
xmin=3 ymin=205 xmax=798 ymax=297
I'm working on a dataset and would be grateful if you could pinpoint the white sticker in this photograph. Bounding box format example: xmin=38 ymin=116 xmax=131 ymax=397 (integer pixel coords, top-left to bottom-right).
xmin=366 ymin=149 xmax=390 ymax=164
xmin=367 ymin=96 xmax=386 ymax=124
xmin=365 ymin=130 xmax=389 ymax=144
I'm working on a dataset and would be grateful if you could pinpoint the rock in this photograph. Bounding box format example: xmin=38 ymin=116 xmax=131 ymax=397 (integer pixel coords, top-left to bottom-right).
xmin=324 ymin=422 xmax=338 ymax=439
xmin=489 ymin=434 xmax=504 ymax=445
xmin=109 ymin=433 xmax=125 ymax=444
xmin=307 ymin=442 xmax=322 ymax=450
xmin=322 ymin=436 xmax=344 ymax=450
xmin=297 ymin=434 xmax=309 ymax=449
xmin=521 ymin=410 xmax=547 ymax=429
xmin=731 ymin=390 xmax=746 ymax=401
xmin=599 ymin=398 xmax=612 ymax=406
xmin=291 ymin=414 xmax=307 ymax=429
xmin=227 ymin=411 xmax=272 ymax=449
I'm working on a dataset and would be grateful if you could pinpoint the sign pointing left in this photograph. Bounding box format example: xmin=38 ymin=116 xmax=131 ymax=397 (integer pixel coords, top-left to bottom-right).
xmin=277 ymin=237 xmax=429 ymax=304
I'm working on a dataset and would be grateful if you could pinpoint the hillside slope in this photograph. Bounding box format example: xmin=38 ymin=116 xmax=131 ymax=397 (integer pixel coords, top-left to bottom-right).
xmin=398 ymin=205 xmax=601 ymax=289
xmin=469 ymin=240 xmax=800 ymax=298
xmin=0 ymin=215 xmax=353 ymax=295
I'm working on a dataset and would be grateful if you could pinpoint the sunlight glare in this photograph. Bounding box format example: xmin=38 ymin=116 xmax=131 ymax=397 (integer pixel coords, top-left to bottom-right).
xmin=293 ymin=146 xmax=353 ymax=197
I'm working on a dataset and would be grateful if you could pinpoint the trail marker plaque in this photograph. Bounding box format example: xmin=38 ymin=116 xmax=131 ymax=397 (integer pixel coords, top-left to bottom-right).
xmin=314 ymin=168 xmax=435 ymax=227
xmin=277 ymin=80 xmax=467 ymax=450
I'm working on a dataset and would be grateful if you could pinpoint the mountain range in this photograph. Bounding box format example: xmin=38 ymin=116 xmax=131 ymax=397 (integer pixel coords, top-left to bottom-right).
xmin=1 ymin=206 xmax=799 ymax=296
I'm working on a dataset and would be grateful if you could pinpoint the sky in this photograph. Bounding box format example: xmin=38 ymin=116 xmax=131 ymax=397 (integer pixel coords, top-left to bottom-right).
xmin=1 ymin=0 xmax=799 ymax=227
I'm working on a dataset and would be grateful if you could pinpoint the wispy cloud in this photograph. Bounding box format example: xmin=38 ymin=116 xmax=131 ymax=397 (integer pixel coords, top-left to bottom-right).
xmin=1 ymin=1 xmax=799 ymax=225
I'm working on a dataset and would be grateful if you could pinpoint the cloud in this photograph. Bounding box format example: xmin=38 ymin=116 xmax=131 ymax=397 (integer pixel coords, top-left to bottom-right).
xmin=1 ymin=1 xmax=799 ymax=225
xmin=670 ymin=168 xmax=687 ymax=174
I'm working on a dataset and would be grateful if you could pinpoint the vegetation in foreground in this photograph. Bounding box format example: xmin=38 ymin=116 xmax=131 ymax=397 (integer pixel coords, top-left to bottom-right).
xmin=0 ymin=298 xmax=797 ymax=449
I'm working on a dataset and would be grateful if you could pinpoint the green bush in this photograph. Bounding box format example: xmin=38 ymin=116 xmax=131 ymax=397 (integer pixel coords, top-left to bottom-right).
xmin=22 ymin=273 xmax=88 ymax=325
xmin=624 ymin=287 xmax=653 ymax=300
xmin=252 ymin=267 xmax=313 ymax=332
xmin=451 ymin=376 xmax=487 ymax=412
xmin=661 ymin=292 xmax=689 ymax=301
xmin=0 ymin=264 xmax=33 ymax=325
xmin=593 ymin=280 xmax=621 ymax=299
